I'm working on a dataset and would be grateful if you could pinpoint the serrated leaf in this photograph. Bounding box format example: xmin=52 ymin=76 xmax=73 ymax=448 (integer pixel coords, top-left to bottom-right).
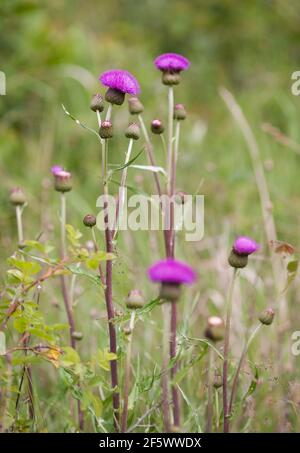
xmin=60 ymin=346 xmax=81 ymax=367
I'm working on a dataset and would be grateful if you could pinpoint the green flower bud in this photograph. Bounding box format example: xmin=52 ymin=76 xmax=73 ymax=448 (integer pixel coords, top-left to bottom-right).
xmin=99 ymin=120 xmax=113 ymax=139
xmin=125 ymin=122 xmax=140 ymax=140
xmin=205 ymin=316 xmax=225 ymax=342
xmin=71 ymin=331 xmax=83 ymax=341
xmin=90 ymin=93 xmax=104 ymax=112
xmin=10 ymin=187 xmax=26 ymax=206
xmin=228 ymin=250 xmax=248 ymax=268
xmin=151 ymin=119 xmax=164 ymax=135
xmin=174 ymin=104 xmax=186 ymax=120
xmin=162 ymin=71 xmax=181 ymax=86
xmin=159 ymin=282 xmax=181 ymax=303
xmin=105 ymin=87 xmax=125 ymax=105
xmin=128 ymin=96 xmax=144 ymax=114
xmin=259 ymin=307 xmax=275 ymax=326
xmin=126 ymin=289 xmax=144 ymax=309
xmin=213 ymin=373 xmax=223 ymax=389
xmin=83 ymin=214 xmax=96 ymax=228
xmin=54 ymin=171 xmax=72 ymax=193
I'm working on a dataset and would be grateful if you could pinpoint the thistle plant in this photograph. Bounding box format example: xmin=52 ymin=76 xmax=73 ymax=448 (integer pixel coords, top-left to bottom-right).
xmin=223 ymin=236 xmax=259 ymax=433
xmin=148 ymin=258 xmax=196 ymax=431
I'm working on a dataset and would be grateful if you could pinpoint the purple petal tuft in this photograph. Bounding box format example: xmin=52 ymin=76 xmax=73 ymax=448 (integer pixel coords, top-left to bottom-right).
xmin=99 ymin=69 xmax=140 ymax=95
xmin=233 ymin=236 xmax=260 ymax=256
xmin=148 ymin=258 xmax=196 ymax=285
xmin=51 ymin=165 xmax=63 ymax=175
xmin=154 ymin=53 xmax=190 ymax=72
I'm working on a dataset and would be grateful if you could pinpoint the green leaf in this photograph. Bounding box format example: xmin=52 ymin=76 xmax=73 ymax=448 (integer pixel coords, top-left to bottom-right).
xmin=284 ymin=260 xmax=299 ymax=291
xmin=62 ymin=104 xmax=101 ymax=141
xmin=109 ymin=147 xmax=145 ymax=172
xmin=66 ymin=265 xmax=102 ymax=286
xmin=85 ymin=251 xmax=115 ymax=270
xmin=66 ymin=224 xmax=82 ymax=248
xmin=13 ymin=317 xmax=28 ymax=333
xmin=242 ymin=364 xmax=259 ymax=401
xmin=98 ymin=349 xmax=117 ymax=371
xmin=60 ymin=347 xmax=81 ymax=367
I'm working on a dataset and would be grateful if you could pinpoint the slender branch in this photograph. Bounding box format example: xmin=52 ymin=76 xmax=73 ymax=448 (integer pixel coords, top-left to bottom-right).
xmin=205 ymin=347 xmax=214 ymax=432
xmin=59 ymin=192 xmax=84 ymax=430
xmin=228 ymin=323 xmax=262 ymax=415
xmin=222 ymin=268 xmax=237 ymax=433
xmin=121 ymin=310 xmax=136 ymax=432
xmin=161 ymin=302 xmax=171 ymax=432
xmin=15 ymin=205 xmax=24 ymax=243
xmin=102 ymin=136 xmax=120 ymax=432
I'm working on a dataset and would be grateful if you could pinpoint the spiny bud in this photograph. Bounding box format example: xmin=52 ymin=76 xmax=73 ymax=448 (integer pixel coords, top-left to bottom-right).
xmin=83 ymin=214 xmax=96 ymax=228
xmin=54 ymin=171 xmax=72 ymax=193
xmin=128 ymin=96 xmax=144 ymax=114
xmin=10 ymin=187 xmax=26 ymax=206
xmin=105 ymin=87 xmax=125 ymax=106
xmin=162 ymin=71 xmax=181 ymax=86
xmin=90 ymin=93 xmax=104 ymax=112
xmin=174 ymin=103 xmax=186 ymax=120
xmin=159 ymin=282 xmax=181 ymax=303
xmin=228 ymin=250 xmax=248 ymax=268
xmin=126 ymin=289 xmax=144 ymax=309
xmin=71 ymin=331 xmax=83 ymax=341
xmin=205 ymin=316 xmax=225 ymax=342
xmin=151 ymin=119 xmax=164 ymax=135
xmin=259 ymin=307 xmax=275 ymax=326
xmin=99 ymin=120 xmax=113 ymax=139
xmin=123 ymin=326 xmax=132 ymax=336
xmin=213 ymin=373 xmax=223 ymax=389
xmin=125 ymin=122 xmax=140 ymax=140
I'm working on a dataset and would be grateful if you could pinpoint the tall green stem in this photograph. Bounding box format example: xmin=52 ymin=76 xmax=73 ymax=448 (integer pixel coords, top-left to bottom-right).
xmin=222 ymin=268 xmax=238 ymax=433
xmin=228 ymin=323 xmax=262 ymax=416
xmin=206 ymin=347 xmax=214 ymax=432
xmin=59 ymin=192 xmax=83 ymax=430
xmin=15 ymin=205 xmax=24 ymax=244
xmin=162 ymin=302 xmax=171 ymax=432
xmin=121 ymin=310 xmax=136 ymax=432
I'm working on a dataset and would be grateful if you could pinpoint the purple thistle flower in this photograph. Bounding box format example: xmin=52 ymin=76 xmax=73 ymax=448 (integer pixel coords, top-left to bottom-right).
xmin=99 ymin=69 xmax=140 ymax=95
xmin=51 ymin=165 xmax=63 ymax=175
xmin=233 ymin=236 xmax=259 ymax=256
xmin=154 ymin=53 xmax=190 ymax=73
xmin=148 ymin=258 xmax=196 ymax=285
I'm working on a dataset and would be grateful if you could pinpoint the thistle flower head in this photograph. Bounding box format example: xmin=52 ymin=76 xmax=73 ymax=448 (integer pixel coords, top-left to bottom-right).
xmin=259 ymin=307 xmax=275 ymax=325
xmin=99 ymin=69 xmax=140 ymax=96
xmin=52 ymin=166 xmax=72 ymax=192
xmin=205 ymin=316 xmax=225 ymax=342
xmin=148 ymin=258 xmax=196 ymax=285
xmin=151 ymin=119 xmax=164 ymax=134
xmin=51 ymin=165 xmax=63 ymax=176
xmin=9 ymin=187 xmax=26 ymax=206
xmin=154 ymin=53 xmax=190 ymax=73
xmin=233 ymin=236 xmax=260 ymax=256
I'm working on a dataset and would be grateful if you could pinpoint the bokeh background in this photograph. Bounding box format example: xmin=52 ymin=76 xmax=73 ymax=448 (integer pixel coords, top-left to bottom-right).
xmin=1 ymin=0 xmax=300 ymax=432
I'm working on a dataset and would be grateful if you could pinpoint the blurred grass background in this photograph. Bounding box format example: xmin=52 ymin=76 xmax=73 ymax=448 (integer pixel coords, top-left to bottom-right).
xmin=1 ymin=0 xmax=300 ymax=432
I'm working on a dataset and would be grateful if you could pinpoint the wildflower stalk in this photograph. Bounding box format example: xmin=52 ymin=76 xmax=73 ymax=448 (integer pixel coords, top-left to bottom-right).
xmin=166 ymin=87 xmax=181 ymax=427
xmin=161 ymin=302 xmax=171 ymax=432
xmin=15 ymin=205 xmax=24 ymax=244
xmin=205 ymin=346 xmax=214 ymax=432
xmin=14 ymin=203 xmax=35 ymax=423
xmin=228 ymin=323 xmax=262 ymax=416
xmin=114 ymin=138 xmax=133 ymax=237
xmin=59 ymin=192 xmax=84 ymax=430
xmin=222 ymin=268 xmax=238 ymax=433
xmin=121 ymin=310 xmax=136 ymax=432
xmin=100 ymin=109 xmax=120 ymax=430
